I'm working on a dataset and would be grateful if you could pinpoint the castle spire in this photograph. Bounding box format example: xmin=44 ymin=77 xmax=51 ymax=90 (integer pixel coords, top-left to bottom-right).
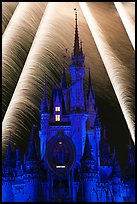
xmin=81 ymin=134 xmax=96 ymax=174
xmin=81 ymin=134 xmax=95 ymax=162
xmin=4 ymin=134 xmax=16 ymax=168
xmin=27 ymin=125 xmax=38 ymax=161
xmin=73 ymin=8 xmax=80 ymax=57
xmin=5 ymin=138 xmax=13 ymax=166
xmin=112 ymin=146 xmax=121 ymax=178
xmin=61 ymin=67 xmax=67 ymax=89
xmin=40 ymin=78 xmax=49 ymax=114
xmin=125 ymin=137 xmax=135 ymax=177
xmin=87 ymin=70 xmax=94 ymax=99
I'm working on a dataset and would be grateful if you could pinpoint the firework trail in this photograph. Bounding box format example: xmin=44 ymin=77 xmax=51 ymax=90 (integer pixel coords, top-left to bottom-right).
xmin=79 ymin=2 xmax=135 ymax=144
xmin=2 ymin=2 xmax=47 ymax=119
xmin=114 ymin=2 xmax=135 ymax=50
xmin=2 ymin=2 xmax=18 ymax=34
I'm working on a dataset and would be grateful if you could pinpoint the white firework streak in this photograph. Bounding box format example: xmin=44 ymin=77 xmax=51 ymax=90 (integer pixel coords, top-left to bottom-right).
xmin=2 ymin=2 xmax=19 ymax=34
xmin=2 ymin=2 xmax=47 ymax=119
xmin=114 ymin=2 xmax=135 ymax=50
xmin=79 ymin=2 xmax=135 ymax=144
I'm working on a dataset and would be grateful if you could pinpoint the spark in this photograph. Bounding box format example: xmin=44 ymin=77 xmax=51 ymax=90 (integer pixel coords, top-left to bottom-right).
xmin=114 ymin=2 xmax=135 ymax=50
xmin=79 ymin=2 xmax=135 ymax=144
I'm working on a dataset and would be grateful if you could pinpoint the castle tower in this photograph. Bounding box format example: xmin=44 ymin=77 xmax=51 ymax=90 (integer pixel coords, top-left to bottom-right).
xmin=94 ymin=115 xmax=101 ymax=175
xmin=69 ymin=9 xmax=88 ymax=163
xmin=79 ymin=134 xmax=98 ymax=202
xmin=124 ymin=138 xmax=135 ymax=202
xmin=61 ymin=68 xmax=68 ymax=110
xmin=111 ymin=147 xmax=123 ymax=202
xmin=39 ymin=80 xmax=50 ymax=160
xmin=2 ymin=138 xmax=15 ymax=202
xmin=101 ymin=128 xmax=112 ymax=166
xmin=68 ymin=9 xmax=85 ymax=111
xmin=24 ymin=125 xmax=43 ymax=202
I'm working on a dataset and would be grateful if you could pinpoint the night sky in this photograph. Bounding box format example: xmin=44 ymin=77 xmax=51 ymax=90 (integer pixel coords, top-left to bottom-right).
xmin=2 ymin=2 xmax=135 ymax=168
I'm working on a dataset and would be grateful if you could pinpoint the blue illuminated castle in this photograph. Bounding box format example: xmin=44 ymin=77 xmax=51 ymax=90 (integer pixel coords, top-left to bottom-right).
xmin=2 ymin=11 xmax=135 ymax=202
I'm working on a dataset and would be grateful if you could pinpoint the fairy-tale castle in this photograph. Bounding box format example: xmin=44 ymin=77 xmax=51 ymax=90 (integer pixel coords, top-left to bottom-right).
xmin=2 ymin=10 xmax=135 ymax=202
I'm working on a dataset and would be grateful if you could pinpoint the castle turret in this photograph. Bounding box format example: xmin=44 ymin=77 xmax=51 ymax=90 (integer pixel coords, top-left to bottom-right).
xmin=101 ymin=128 xmax=112 ymax=166
xmin=15 ymin=149 xmax=22 ymax=170
xmin=39 ymin=80 xmax=50 ymax=160
xmin=111 ymin=147 xmax=123 ymax=202
xmin=2 ymin=138 xmax=15 ymax=202
xmin=27 ymin=125 xmax=38 ymax=162
xmin=112 ymin=147 xmax=121 ymax=179
xmin=94 ymin=115 xmax=101 ymax=175
xmin=124 ymin=138 xmax=135 ymax=202
xmin=24 ymin=125 xmax=43 ymax=202
xmin=79 ymin=134 xmax=98 ymax=202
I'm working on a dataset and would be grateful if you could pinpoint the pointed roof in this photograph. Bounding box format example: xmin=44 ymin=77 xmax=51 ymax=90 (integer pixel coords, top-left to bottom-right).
xmin=27 ymin=125 xmax=38 ymax=161
xmin=81 ymin=134 xmax=95 ymax=162
xmin=50 ymin=85 xmax=66 ymax=115
xmin=127 ymin=137 xmax=135 ymax=166
xmin=61 ymin=68 xmax=67 ymax=89
xmin=125 ymin=137 xmax=135 ymax=178
xmin=112 ymin=146 xmax=121 ymax=178
xmin=55 ymin=89 xmax=61 ymax=106
xmin=16 ymin=149 xmax=21 ymax=161
xmin=4 ymin=134 xmax=16 ymax=168
xmin=101 ymin=128 xmax=111 ymax=161
xmin=40 ymin=79 xmax=49 ymax=114
xmin=87 ymin=70 xmax=94 ymax=99
xmin=73 ymin=8 xmax=80 ymax=57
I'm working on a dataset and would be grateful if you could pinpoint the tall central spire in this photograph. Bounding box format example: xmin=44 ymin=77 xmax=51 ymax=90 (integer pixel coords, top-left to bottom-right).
xmin=73 ymin=8 xmax=80 ymax=57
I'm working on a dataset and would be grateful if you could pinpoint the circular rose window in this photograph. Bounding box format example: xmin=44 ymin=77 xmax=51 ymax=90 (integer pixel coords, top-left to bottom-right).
xmin=46 ymin=133 xmax=76 ymax=174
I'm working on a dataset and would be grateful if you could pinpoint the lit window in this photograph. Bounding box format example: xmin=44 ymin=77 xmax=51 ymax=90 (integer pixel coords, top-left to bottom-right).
xmin=56 ymin=165 xmax=66 ymax=168
xmin=55 ymin=115 xmax=60 ymax=121
xmin=55 ymin=107 xmax=60 ymax=112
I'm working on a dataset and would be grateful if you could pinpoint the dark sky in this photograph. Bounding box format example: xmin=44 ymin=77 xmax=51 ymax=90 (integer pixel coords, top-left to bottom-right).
xmin=2 ymin=2 xmax=135 ymax=167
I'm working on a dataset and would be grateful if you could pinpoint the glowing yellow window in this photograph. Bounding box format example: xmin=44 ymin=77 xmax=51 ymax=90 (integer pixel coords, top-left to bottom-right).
xmin=55 ymin=107 xmax=60 ymax=112
xmin=55 ymin=115 xmax=60 ymax=121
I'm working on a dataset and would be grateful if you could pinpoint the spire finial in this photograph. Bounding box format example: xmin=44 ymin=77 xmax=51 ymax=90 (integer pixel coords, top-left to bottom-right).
xmin=74 ymin=8 xmax=77 ymax=21
xmin=73 ymin=8 xmax=80 ymax=56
